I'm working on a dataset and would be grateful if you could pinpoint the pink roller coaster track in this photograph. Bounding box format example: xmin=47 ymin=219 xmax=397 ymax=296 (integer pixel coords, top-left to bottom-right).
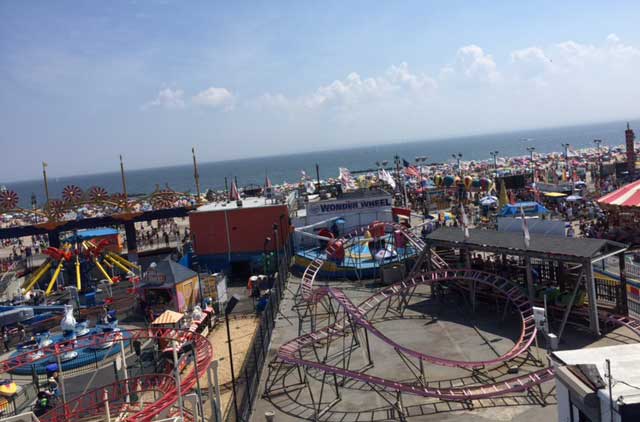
xmin=286 ymin=224 xmax=556 ymax=401
xmin=0 ymin=328 xmax=213 ymax=421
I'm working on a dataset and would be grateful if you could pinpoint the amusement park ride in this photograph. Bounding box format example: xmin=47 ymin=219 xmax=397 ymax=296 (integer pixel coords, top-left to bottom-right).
xmin=22 ymin=238 xmax=140 ymax=297
xmin=0 ymin=183 xmax=189 ymax=227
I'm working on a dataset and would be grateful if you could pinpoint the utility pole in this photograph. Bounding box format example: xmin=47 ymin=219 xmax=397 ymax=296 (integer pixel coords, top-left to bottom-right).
xmin=489 ymin=151 xmax=499 ymax=178
xmin=594 ymin=139 xmax=602 ymax=190
xmin=42 ymin=162 xmax=50 ymax=205
xmin=119 ymin=155 xmax=128 ymax=210
xmin=527 ymin=147 xmax=536 ymax=176
xmin=192 ymin=147 xmax=201 ymax=202
xmin=561 ymin=143 xmax=570 ymax=180
xmin=315 ymin=163 xmax=321 ymax=192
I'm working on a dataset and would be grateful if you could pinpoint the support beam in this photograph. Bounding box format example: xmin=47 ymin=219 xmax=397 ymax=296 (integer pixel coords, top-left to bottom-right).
xmin=526 ymin=256 xmax=535 ymax=302
xmin=124 ymin=221 xmax=138 ymax=263
xmin=584 ymin=260 xmax=600 ymax=336
xmin=557 ymin=268 xmax=584 ymax=342
xmin=48 ymin=230 xmax=60 ymax=248
xmin=618 ymin=252 xmax=629 ymax=316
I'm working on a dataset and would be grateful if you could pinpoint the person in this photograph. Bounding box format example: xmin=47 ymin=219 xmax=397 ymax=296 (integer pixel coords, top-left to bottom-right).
xmin=2 ymin=327 xmax=10 ymax=352
xmin=17 ymin=323 xmax=26 ymax=342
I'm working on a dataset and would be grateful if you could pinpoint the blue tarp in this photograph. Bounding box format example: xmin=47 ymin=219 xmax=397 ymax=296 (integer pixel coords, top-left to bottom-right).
xmin=498 ymin=202 xmax=550 ymax=217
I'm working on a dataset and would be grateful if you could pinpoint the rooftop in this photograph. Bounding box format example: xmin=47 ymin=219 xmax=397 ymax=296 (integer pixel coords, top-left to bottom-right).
xmin=194 ymin=196 xmax=284 ymax=212
xmin=553 ymin=343 xmax=640 ymax=404
xmin=140 ymin=258 xmax=197 ymax=288
xmin=425 ymin=227 xmax=627 ymax=261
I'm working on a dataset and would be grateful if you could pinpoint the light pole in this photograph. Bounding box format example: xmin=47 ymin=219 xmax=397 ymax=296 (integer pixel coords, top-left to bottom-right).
xmin=452 ymin=153 xmax=462 ymax=175
xmin=263 ymin=237 xmax=271 ymax=275
xmin=273 ymin=223 xmax=280 ymax=287
xmin=594 ymin=139 xmax=603 ymax=190
xmin=224 ymin=295 xmax=241 ymax=420
xmin=526 ymin=147 xmax=536 ymax=176
xmin=181 ymin=342 xmax=205 ymax=421
xmin=489 ymin=151 xmax=499 ymax=177
xmin=171 ymin=340 xmax=185 ymax=422
xmin=561 ymin=143 xmax=571 ymax=181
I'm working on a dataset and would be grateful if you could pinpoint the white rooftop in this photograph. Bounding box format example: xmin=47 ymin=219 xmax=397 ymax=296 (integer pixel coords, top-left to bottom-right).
xmin=554 ymin=343 xmax=640 ymax=404
xmin=195 ymin=196 xmax=282 ymax=212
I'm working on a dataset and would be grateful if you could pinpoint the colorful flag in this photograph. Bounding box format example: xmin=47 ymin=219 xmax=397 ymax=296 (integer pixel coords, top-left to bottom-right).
xmin=402 ymin=159 xmax=420 ymax=178
xmin=378 ymin=168 xmax=396 ymax=189
xmin=304 ymin=180 xmax=316 ymax=194
xmin=339 ymin=168 xmax=356 ymax=191
xmin=520 ymin=206 xmax=530 ymax=249
xmin=229 ymin=180 xmax=240 ymax=201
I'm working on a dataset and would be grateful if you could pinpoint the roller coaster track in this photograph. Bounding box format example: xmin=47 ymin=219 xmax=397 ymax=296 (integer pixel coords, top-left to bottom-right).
xmin=38 ymin=374 xmax=187 ymax=422
xmin=0 ymin=328 xmax=213 ymax=422
xmin=282 ymin=224 xmax=559 ymax=404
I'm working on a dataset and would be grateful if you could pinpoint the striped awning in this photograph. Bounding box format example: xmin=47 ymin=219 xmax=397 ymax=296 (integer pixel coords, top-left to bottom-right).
xmin=151 ymin=309 xmax=184 ymax=325
xmin=598 ymin=179 xmax=640 ymax=207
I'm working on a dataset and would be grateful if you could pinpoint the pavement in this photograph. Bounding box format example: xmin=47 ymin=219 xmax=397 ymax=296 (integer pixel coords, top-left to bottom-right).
xmin=249 ymin=275 xmax=640 ymax=422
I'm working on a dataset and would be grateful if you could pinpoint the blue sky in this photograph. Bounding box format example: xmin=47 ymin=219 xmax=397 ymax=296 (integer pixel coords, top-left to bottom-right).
xmin=2 ymin=0 xmax=640 ymax=181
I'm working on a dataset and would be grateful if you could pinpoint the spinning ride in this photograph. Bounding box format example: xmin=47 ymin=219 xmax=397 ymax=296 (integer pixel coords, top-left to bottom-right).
xmin=22 ymin=238 xmax=140 ymax=296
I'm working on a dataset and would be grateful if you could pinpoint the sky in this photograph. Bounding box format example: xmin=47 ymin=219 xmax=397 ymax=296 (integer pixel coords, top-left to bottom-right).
xmin=2 ymin=0 xmax=640 ymax=182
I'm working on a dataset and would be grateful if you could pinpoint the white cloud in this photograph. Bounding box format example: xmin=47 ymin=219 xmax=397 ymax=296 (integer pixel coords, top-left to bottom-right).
xmin=260 ymin=62 xmax=438 ymax=112
xmin=145 ymin=88 xmax=185 ymax=109
xmin=455 ymin=45 xmax=500 ymax=82
xmin=192 ymin=87 xmax=235 ymax=110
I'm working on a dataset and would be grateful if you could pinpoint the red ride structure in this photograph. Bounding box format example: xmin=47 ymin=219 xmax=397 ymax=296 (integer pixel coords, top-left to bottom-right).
xmin=0 ymin=328 xmax=213 ymax=422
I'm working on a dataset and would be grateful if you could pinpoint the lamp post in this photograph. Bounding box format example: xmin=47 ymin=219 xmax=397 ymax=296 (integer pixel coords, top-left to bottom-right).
xmin=181 ymin=341 xmax=205 ymax=421
xmin=171 ymin=340 xmax=185 ymax=422
xmin=594 ymin=139 xmax=602 ymax=189
xmin=452 ymin=153 xmax=462 ymax=176
xmin=224 ymin=295 xmax=241 ymax=420
xmin=263 ymin=237 xmax=271 ymax=275
xmin=489 ymin=151 xmax=499 ymax=177
xmin=273 ymin=224 xmax=280 ymax=288
xmin=526 ymin=147 xmax=536 ymax=176
xmin=561 ymin=143 xmax=570 ymax=180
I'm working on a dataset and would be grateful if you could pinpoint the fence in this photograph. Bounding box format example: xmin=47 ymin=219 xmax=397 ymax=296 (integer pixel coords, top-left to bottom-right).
xmin=224 ymin=241 xmax=291 ymax=422
xmin=0 ymin=383 xmax=37 ymax=419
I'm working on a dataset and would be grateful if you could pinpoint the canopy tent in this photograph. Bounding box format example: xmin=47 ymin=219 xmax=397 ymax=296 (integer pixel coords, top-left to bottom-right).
xmin=479 ymin=195 xmax=498 ymax=206
xmin=151 ymin=309 xmax=184 ymax=325
xmin=498 ymin=201 xmax=550 ymax=217
xmin=598 ymin=179 xmax=640 ymax=208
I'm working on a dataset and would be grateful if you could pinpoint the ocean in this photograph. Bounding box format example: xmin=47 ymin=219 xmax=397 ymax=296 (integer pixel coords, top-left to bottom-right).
xmin=3 ymin=119 xmax=638 ymax=208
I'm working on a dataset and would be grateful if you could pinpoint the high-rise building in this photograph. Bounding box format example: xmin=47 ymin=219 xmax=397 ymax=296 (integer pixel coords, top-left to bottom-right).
xmin=626 ymin=122 xmax=636 ymax=175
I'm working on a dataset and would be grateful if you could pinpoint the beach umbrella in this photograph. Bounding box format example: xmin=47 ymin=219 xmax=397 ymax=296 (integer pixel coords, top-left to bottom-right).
xmin=434 ymin=174 xmax=443 ymax=186
xmin=454 ymin=176 xmax=462 ymax=186
xmin=443 ymin=175 xmax=455 ymax=187
xmin=471 ymin=178 xmax=481 ymax=189
xmin=480 ymin=177 xmax=491 ymax=191
xmin=479 ymin=195 xmax=498 ymax=206
xmin=566 ymin=194 xmax=583 ymax=202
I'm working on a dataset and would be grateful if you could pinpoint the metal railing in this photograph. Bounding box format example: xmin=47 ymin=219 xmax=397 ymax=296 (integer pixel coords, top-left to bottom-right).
xmin=224 ymin=243 xmax=290 ymax=422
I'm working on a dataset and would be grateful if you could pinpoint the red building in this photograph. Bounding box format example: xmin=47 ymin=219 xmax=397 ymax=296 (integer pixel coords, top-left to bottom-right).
xmin=189 ymin=197 xmax=289 ymax=278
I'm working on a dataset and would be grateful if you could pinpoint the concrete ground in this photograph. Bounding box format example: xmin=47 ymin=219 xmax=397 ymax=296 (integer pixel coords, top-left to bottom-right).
xmin=250 ymin=275 xmax=639 ymax=422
